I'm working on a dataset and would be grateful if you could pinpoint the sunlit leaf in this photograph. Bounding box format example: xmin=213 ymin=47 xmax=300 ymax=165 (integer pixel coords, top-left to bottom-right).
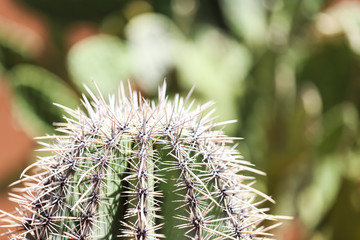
xmin=297 ymin=156 xmax=342 ymax=229
xmin=315 ymin=2 xmax=360 ymax=55
xmin=68 ymin=34 xmax=130 ymax=96
xmin=125 ymin=13 xmax=183 ymax=95
xmin=176 ymin=27 xmax=251 ymax=131
xmin=221 ymin=0 xmax=267 ymax=48
xmin=10 ymin=64 xmax=79 ymax=136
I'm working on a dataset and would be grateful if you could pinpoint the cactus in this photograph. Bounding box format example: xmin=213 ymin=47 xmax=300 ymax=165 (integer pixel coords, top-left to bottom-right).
xmin=1 ymin=82 xmax=283 ymax=239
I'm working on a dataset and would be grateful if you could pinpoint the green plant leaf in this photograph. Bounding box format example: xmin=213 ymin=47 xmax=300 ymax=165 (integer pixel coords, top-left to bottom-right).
xmin=125 ymin=13 xmax=183 ymax=95
xmin=10 ymin=64 xmax=79 ymax=136
xmin=176 ymin=27 xmax=251 ymax=131
xmin=68 ymin=34 xmax=130 ymax=97
xmin=297 ymin=155 xmax=342 ymax=229
xmin=220 ymin=0 xmax=267 ymax=48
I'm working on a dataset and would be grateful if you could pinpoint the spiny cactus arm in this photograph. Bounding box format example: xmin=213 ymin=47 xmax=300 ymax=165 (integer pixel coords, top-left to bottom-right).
xmin=0 ymin=82 xmax=286 ymax=239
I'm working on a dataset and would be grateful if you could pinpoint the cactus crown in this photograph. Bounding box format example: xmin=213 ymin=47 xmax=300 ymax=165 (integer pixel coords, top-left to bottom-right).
xmin=1 ymin=82 xmax=282 ymax=239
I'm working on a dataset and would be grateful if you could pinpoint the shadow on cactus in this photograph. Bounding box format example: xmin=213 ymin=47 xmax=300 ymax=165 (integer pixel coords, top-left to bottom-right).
xmin=0 ymin=82 xmax=285 ymax=239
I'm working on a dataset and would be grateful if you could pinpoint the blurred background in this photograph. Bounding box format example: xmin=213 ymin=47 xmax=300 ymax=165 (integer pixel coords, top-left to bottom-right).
xmin=0 ymin=0 xmax=360 ymax=239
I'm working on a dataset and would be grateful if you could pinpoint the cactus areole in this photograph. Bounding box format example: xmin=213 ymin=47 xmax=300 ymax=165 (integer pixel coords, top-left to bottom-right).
xmin=1 ymin=83 xmax=282 ymax=239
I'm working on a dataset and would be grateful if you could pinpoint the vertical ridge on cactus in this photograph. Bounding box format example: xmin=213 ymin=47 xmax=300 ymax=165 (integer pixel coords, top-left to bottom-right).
xmin=0 ymin=82 xmax=284 ymax=239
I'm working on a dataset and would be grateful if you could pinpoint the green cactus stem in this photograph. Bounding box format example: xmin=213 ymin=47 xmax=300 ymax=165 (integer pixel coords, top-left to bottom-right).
xmin=0 ymin=82 xmax=283 ymax=239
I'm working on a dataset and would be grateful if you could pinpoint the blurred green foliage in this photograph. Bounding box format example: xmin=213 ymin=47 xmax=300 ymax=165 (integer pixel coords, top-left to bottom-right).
xmin=1 ymin=0 xmax=360 ymax=239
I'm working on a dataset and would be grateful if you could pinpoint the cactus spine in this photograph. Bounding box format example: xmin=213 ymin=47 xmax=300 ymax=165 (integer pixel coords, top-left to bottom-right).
xmin=1 ymin=83 xmax=282 ymax=239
